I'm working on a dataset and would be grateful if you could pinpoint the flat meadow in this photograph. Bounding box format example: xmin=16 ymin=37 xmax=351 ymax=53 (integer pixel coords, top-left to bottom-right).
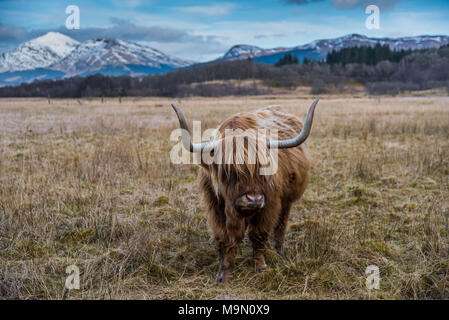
xmin=0 ymin=93 xmax=448 ymax=299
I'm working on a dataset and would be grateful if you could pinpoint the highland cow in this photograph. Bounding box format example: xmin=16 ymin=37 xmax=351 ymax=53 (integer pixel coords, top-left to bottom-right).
xmin=171 ymin=99 xmax=319 ymax=283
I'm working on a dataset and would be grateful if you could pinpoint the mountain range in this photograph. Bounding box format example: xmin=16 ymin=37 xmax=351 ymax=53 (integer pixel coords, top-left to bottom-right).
xmin=219 ymin=33 xmax=449 ymax=65
xmin=1 ymin=32 xmax=448 ymax=86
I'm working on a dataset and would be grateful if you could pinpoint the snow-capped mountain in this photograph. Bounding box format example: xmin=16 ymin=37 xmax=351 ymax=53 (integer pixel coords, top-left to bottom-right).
xmin=0 ymin=33 xmax=194 ymax=85
xmin=222 ymin=34 xmax=449 ymax=62
xmin=50 ymin=38 xmax=193 ymax=76
xmin=222 ymin=44 xmax=287 ymax=60
xmin=294 ymin=33 xmax=449 ymax=53
xmin=0 ymin=32 xmax=79 ymax=73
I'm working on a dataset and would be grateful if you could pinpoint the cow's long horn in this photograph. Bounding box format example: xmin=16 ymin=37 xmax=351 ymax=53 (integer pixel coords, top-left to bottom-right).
xmin=267 ymin=98 xmax=319 ymax=149
xmin=171 ymin=104 xmax=214 ymax=153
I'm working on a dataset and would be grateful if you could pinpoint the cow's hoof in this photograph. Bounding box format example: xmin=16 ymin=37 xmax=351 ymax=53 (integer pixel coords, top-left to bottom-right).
xmin=256 ymin=263 xmax=268 ymax=273
xmin=216 ymin=271 xmax=233 ymax=283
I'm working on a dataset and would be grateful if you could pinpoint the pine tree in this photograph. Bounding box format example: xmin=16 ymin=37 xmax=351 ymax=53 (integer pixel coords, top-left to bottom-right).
xmin=275 ymin=53 xmax=299 ymax=67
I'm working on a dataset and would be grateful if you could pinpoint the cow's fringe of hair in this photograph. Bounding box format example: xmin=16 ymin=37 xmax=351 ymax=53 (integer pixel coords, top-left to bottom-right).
xmin=208 ymin=129 xmax=278 ymax=186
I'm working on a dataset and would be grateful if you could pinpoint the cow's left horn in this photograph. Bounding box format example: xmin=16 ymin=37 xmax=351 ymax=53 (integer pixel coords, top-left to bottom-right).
xmin=171 ymin=104 xmax=214 ymax=153
xmin=267 ymin=98 xmax=319 ymax=149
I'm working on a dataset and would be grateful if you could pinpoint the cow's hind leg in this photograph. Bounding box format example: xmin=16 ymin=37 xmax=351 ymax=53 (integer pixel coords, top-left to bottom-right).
xmin=272 ymin=202 xmax=292 ymax=255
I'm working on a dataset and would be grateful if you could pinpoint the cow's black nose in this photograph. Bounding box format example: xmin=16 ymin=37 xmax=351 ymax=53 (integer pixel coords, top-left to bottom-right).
xmin=235 ymin=193 xmax=265 ymax=211
xmin=245 ymin=194 xmax=265 ymax=208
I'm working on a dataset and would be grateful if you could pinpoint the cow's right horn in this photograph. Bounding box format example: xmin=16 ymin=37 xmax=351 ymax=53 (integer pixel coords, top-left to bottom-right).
xmin=171 ymin=104 xmax=214 ymax=153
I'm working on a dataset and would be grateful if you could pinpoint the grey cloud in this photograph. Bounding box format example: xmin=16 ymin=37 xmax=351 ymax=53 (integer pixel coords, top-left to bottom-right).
xmin=0 ymin=24 xmax=29 ymax=42
xmin=0 ymin=19 xmax=225 ymax=61
xmin=54 ymin=18 xmax=217 ymax=43
xmin=281 ymin=0 xmax=325 ymax=5
xmin=332 ymin=0 xmax=398 ymax=10
xmin=0 ymin=18 xmax=220 ymax=45
xmin=254 ymin=34 xmax=286 ymax=39
xmin=331 ymin=0 xmax=359 ymax=9
xmin=282 ymin=0 xmax=398 ymax=10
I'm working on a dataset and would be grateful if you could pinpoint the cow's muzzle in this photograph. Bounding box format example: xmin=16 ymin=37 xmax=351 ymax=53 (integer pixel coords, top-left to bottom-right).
xmin=235 ymin=193 xmax=265 ymax=211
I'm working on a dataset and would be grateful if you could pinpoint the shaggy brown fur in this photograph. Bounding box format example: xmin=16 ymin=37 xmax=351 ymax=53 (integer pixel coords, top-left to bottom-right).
xmin=198 ymin=106 xmax=311 ymax=283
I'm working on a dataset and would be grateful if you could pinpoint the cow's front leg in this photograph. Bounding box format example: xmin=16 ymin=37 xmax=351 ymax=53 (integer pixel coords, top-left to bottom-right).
xmin=216 ymin=212 xmax=246 ymax=283
xmin=272 ymin=202 xmax=292 ymax=255
xmin=249 ymin=226 xmax=269 ymax=273
xmin=216 ymin=243 xmax=235 ymax=283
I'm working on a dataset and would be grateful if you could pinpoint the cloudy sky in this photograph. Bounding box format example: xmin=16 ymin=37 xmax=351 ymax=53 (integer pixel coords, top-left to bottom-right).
xmin=1 ymin=0 xmax=448 ymax=61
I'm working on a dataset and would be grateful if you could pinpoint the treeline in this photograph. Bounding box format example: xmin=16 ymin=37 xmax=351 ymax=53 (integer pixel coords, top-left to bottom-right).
xmin=326 ymin=43 xmax=413 ymax=65
xmin=275 ymin=53 xmax=299 ymax=67
xmin=0 ymin=60 xmax=271 ymax=98
xmin=0 ymin=44 xmax=448 ymax=97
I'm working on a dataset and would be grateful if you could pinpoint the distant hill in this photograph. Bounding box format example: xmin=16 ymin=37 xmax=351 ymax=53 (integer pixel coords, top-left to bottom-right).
xmin=50 ymin=38 xmax=192 ymax=77
xmin=220 ymin=34 xmax=449 ymax=64
xmin=0 ymin=32 xmax=193 ymax=86
xmin=0 ymin=32 xmax=79 ymax=73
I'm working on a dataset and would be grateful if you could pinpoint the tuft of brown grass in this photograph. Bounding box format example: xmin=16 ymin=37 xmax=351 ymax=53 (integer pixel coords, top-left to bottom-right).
xmin=0 ymin=95 xmax=448 ymax=299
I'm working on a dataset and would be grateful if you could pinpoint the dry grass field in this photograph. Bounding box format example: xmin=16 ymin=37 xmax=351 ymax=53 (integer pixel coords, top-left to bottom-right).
xmin=0 ymin=94 xmax=448 ymax=299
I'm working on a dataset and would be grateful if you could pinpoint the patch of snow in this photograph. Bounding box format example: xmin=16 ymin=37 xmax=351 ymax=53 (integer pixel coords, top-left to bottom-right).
xmin=50 ymin=38 xmax=193 ymax=76
xmin=0 ymin=32 xmax=79 ymax=72
xmin=4 ymin=76 xmax=21 ymax=82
